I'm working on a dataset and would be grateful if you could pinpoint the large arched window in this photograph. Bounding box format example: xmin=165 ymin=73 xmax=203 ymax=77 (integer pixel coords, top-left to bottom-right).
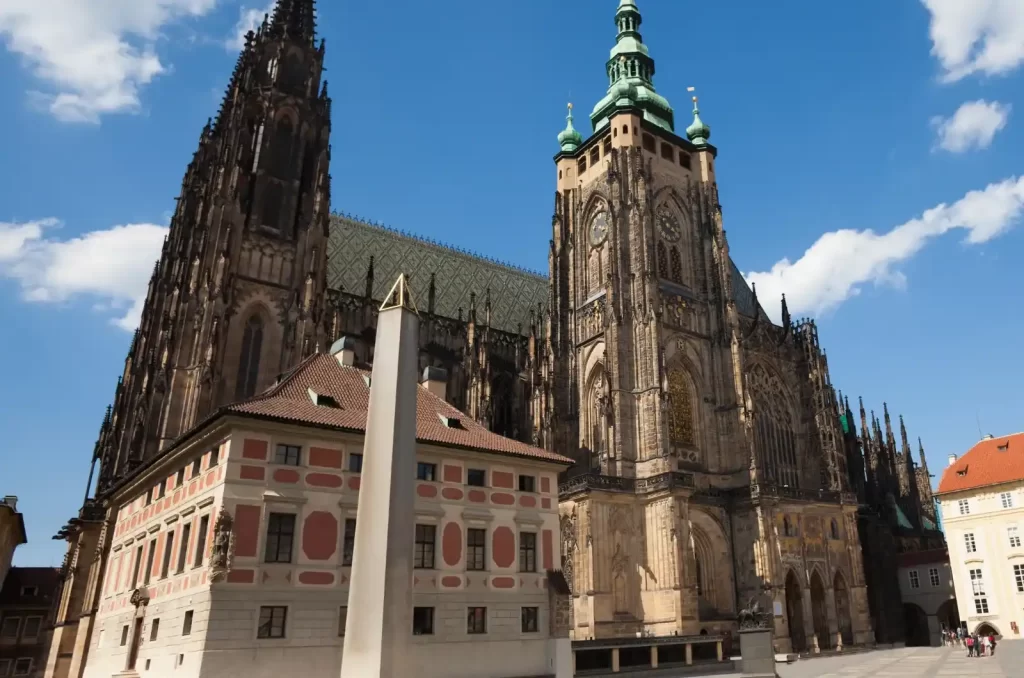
xmin=236 ymin=315 xmax=264 ymax=399
xmin=670 ymin=246 xmax=683 ymax=284
xmin=657 ymin=241 xmax=668 ymax=279
xmin=584 ymin=365 xmax=608 ymax=465
xmin=667 ymin=367 xmax=696 ymax=449
xmin=747 ymin=364 xmax=800 ymax=487
xmin=271 ymin=118 xmax=295 ymax=180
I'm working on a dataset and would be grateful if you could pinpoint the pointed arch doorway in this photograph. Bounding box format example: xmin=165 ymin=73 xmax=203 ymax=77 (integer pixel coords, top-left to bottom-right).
xmin=785 ymin=571 xmax=806 ymax=653
xmin=810 ymin=571 xmax=830 ymax=650
xmin=834 ymin=572 xmax=853 ymax=647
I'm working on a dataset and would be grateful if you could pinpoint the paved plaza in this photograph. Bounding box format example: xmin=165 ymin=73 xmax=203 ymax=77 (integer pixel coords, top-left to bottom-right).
xmin=771 ymin=642 xmax=1019 ymax=678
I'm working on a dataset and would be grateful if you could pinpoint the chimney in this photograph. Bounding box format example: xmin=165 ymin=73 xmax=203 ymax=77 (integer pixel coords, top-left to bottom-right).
xmin=983 ymin=434 xmax=994 ymax=440
xmin=329 ymin=336 xmax=358 ymax=367
xmin=420 ymin=366 xmax=448 ymax=401
xmin=948 ymin=454 xmax=957 ymax=467
xmin=2 ymin=496 xmax=16 ymax=511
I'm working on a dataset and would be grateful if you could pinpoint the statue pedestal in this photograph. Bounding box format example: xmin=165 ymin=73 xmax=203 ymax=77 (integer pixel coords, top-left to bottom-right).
xmin=739 ymin=628 xmax=779 ymax=678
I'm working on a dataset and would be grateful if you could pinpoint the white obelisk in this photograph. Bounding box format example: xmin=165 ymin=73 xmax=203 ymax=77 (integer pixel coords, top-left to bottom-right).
xmin=341 ymin=274 xmax=420 ymax=678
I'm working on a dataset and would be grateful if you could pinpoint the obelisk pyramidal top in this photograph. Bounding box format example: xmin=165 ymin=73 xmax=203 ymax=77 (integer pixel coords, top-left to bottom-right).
xmin=340 ymin=274 xmax=420 ymax=678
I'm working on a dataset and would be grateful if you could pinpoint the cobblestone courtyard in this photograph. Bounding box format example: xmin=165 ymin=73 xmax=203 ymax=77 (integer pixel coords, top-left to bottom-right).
xmin=772 ymin=641 xmax=1020 ymax=678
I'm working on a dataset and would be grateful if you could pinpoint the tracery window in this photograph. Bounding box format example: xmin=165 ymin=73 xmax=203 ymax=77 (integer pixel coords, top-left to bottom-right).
xmin=271 ymin=118 xmax=295 ymax=181
xmin=747 ymin=364 xmax=800 ymax=487
xmin=585 ymin=368 xmax=609 ymax=460
xmin=667 ymin=367 xmax=695 ymax=448
xmin=670 ymin=246 xmax=683 ymax=284
xmin=657 ymin=241 xmax=668 ymax=280
xmin=236 ymin=315 xmax=264 ymax=399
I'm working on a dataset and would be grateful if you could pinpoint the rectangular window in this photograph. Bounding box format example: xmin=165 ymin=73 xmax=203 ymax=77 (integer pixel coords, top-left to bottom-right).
xmin=194 ymin=515 xmax=210 ymax=568
xmin=182 ymin=610 xmax=193 ymax=636
xmin=1010 ymin=526 xmax=1022 ymax=548
xmin=467 ymin=469 xmax=486 ymax=487
xmin=467 ymin=607 xmax=487 ymax=634
xmin=149 ymin=618 xmax=160 ymax=641
xmin=177 ymin=523 xmax=191 ymax=573
xmin=589 ymin=146 xmax=600 ymax=166
xmin=975 ymin=597 xmax=990 ymax=614
xmin=0 ymin=660 xmax=9 ymax=677
xmin=413 ymin=607 xmax=434 ymax=636
xmin=12 ymin=659 xmax=31 ymax=677
xmin=349 ymin=453 xmax=363 ymax=473
xmin=970 ymin=568 xmax=986 ymax=596
xmin=519 ymin=532 xmax=537 ymax=573
xmin=191 ymin=458 xmax=202 ymax=478
xmin=642 ymin=133 xmax=656 ymax=152
xmin=518 ymin=475 xmax=536 ymax=493
xmin=143 ymin=539 xmax=157 ymax=585
xmin=414 ymin=524 xmax=436 ymax=569
xmin=521 ymin=607 xmax=539 ymax=633
xmin=274 ymin=444 xmax=301 ymax=466
xmin=161 ymin=530 xmax=175 ymax=579
xmin=602 ymin=136 xmax=612 ymax=156
xmin=120 ymin=625 xmax=129 ymax=646
xmin=20 ymin=617 xmax=40 ymax=640
xmin=908 ymin=570 xmax=920 ymax=589
xmin=660 ymin=143 xmax=674 ymax=161
xmin=1002 ymin=492 xmax=1014 ymax=509
xmin=338 ymin=607 xmax=347 ymax=637
xmin=467 ymin=528 xmax=486 ymax=571
xmin=156 ymin=479 xmax=166 ymax=500
xmin=416 ymin=462 xmax=437 ymax=482
xmin=577 ymin=156 xmax=587 ymax=175
xmin=1015 ymin=564 xmax=1024 ymax=593
xmin=958 ymin=499 xmax=970 ymax=515
xmin=210 ymin=447 xmax=220 ymax=466
xmin=131 ymin=545 xmax=143 ymax=588
xmin=929 ymin=567 xmax=940 ymax=587
xmin=145 ymin=487 xmax=153 ymax=506
xmin=264 ymin=513 xmax=296 ymax=563
xmin=964 ymin=532 xmax=977 ymax=553
xmin=343 ymin=519 xmax=356 ymax=566
xmin=680 ymin=152 xmax=692 ymax=170
xmin=0 ymin=617 xmax=20 ymax=639
xmin=257 ymin=606 xmax=287 ymax=639
xmin=176 ymin=468 xmax=185 ymax=487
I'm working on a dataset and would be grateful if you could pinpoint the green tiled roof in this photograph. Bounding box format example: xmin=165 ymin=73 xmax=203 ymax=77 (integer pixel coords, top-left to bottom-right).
xmin=327 ymin=214 xmax=549 ymax=334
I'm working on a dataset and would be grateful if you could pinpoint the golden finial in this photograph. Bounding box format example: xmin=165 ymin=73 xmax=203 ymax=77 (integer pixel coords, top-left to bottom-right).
xmin=568 ymin=102 xmax=573 ymax=111
xmin=687 ymin=86 xmax=698 ymax=106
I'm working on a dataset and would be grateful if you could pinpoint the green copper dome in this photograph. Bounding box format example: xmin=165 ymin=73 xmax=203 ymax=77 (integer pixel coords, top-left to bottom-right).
xmin=685 ymin=97 xmax=711 ymax=145
xmin=591 ymin=0 xmax=674 ymax=134
xmin=557 ymin=104 xmax=583 ymax=152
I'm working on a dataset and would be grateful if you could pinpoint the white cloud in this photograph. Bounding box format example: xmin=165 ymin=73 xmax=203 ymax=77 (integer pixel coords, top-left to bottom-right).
xmin=932 ymin=100 xmax=1011 ymax=152
xmin=922 ymin=0 xmax=1024 ymax=82
xmin=746 ymin=176 xmax=1024 ymax=323
xmin=0 ymin=218 xmax=168 ymax=329
xmin=227 ymin=3 xmax=274 ymax=51
xmin=0 ymin=0 xmax=219 ymax=123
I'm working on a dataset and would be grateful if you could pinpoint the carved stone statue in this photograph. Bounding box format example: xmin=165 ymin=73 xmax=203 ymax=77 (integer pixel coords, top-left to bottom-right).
xmin=209 ymin=507 xmax=234 ymax=582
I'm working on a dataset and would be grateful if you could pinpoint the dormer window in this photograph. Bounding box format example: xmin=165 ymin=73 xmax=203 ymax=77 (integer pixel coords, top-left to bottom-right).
xmin=437 ymin=413 xmax=462 ymax=429
xmin=308 ymin=388 xmax=340 ymax=408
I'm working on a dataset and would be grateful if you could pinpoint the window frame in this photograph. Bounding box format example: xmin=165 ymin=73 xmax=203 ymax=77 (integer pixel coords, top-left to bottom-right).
xmin=416 ymin=462 xmax=437 ymax=482
xmin=182 ymin=610 xmax=193 ymax=636
xmin=1014 ymin=564 xmax=1024 ymax=593
xmin=343 ymin=518 xmax=357 ymax=566
xmin=1002 ymin=492 xmax=1014 ymax=509
xmin=958 ymin=499 xmax=970 ymax=515
xmin=349 ymin=453 xmax=363 ymax=473
xmin=263 ymin=513 xmax=297 ymax=564
xmin=191 ymin=458 xmax=202 ymax=479
xmin=467 ymin=528 xmax=487 ymax=571
xmin=964 ymin=532 xmax=977 ymax=553
xmin=20 ymin=616 xmax=41 ymax=641
xmin=521 ymin=606 xmax=539 ymax=633
xmin=908 ymin=570 xmax=920 ymax=589
xmin=149 ymin=618 xmax=160 ymax=641
xmin=177 ymin=522 xmax=192 ymax=574
xmin=143 ymin=538 xmax=157 ymax=585
xmin=413 ymin=607 xmax=435 ymax=636
xmin=120 ymin=625 xmax=129 ymax=647
xmin=0 ymin=659 xmax=10 ymax=677
xmin=176 ymin=467 xmax=185 ymax=487
xmin=519 ymin=532 xmax=537 ymax=573
xmin=161 ymin=530 xmax=175 ymax=579
xmin=12 ymin=658 xmax=31 ymax=677
xmin=467 ymin=607 xmax=487 ymax=634
xmin=194 ymin=514 xmax=210 ymax=568
xmin=467 ymin=469 xmax=486 ymax=487
xmin=338 ymin=606 xmax=347 ymax=637
xmin=1010 ymin=526 xmax=1022 ymax=548
xmin=414 ymin=524 xmax=436 ymax=569
xmin=518 ymin=475 xmax=536 ymax=493
xmin=274 ymin=444 xmax=302 ymax=466
xmin=0 ymin=617 xmax=21 ymax=639
xmin=928 ymin=567 xmax=940 ymax=587
xmin=257 ymin=606 xmax=288 ymax=639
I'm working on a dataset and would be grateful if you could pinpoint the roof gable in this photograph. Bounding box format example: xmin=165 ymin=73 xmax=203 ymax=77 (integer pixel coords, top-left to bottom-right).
xmin=937 ymin=432 xmax=1024 ymax=494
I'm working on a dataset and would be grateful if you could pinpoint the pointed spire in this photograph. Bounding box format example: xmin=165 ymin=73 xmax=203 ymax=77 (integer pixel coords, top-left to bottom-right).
xmin=268 ymin=0 xmax=317 ymax=45
xmin=899 ymin=415 xmax=911 ymax=457
xmin=557 ymin=102 xmax=583 ymax=153
xmin=364 ymin=256 xmax=375 ymax=299
xmin=918 ymin=437 xmax=930 ymax=472
xmin=427 ymin=273 xmax=436 ymax=315
xmin=781 ymin=294 xmax=791 ymax=330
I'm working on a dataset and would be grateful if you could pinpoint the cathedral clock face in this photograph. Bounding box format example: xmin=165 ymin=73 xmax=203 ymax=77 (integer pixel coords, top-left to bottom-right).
xmin=590 ymin=212 xmax=609 ymax=247
xmin=658 ymin=211 xmax=682 ymax=243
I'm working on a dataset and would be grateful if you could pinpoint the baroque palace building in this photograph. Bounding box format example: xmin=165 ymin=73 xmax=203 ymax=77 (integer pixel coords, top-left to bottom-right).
xmin=45 ymin=1 xmax=945 ymax=675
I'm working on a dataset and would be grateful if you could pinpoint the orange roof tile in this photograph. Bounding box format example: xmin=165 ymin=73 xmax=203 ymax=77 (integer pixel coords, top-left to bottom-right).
xmin=936 ymin=432 xmax=1024 ymax=495
xmin=227 ymin=353 xmax=573 ymax=466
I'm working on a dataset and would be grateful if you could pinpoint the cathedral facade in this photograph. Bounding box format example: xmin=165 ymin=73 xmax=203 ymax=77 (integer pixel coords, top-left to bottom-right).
xmin=44 ymin=2 xmax=944 ymax=675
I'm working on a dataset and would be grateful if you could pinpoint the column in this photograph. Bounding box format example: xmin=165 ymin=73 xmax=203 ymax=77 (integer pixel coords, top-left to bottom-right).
xmin=651 ymin=646 xmax=658 ymax=668
xmin=611 ymin=648 xmax=620 ymax=673
xmin=685 ymin=643 xmax=693 ymax=665
xmin=340 ymin=275 xmax=421 ymax=678
xmin=716 ymin=639 xmax=723 ymax=661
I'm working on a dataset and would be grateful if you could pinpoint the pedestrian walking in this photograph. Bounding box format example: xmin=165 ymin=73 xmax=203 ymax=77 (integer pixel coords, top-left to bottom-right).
xmin=989 ymin=633 xmax=997 ymax=656
xmin=966 ymin=634 xmax=974 ymax=657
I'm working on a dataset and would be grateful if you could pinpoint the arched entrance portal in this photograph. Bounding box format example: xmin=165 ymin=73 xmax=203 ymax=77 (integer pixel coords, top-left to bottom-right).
xmin=976 ymin=622 xmax=1000 ymax=638
xmin=834 ymin=572 xmax=853 ymax=646
xmin=785 ymin=571 xmax=806 ymax=653
xmin=903 ymin=603 xmax=930 ymax=646
xmin=936 ymin=599 xmax=960 ymax=634
xmin=810 ymin=571 xmax=830 ymax=650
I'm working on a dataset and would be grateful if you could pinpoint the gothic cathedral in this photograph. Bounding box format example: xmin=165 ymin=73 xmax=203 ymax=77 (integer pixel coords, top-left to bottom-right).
xmin=45 ymin=2 xmax=944 ymax=674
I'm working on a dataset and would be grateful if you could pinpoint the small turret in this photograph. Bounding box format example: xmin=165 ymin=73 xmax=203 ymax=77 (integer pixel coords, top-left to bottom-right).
xmin=557 ymin=103 xmax=583 ymax=153
xmin=685 ymin=94 xmax=711 ymax=146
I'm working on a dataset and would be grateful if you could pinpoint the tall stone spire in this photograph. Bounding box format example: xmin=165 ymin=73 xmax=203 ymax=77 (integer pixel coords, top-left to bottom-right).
xmin=268 ymin=0 xmax=318 ymax=44
xmin=590 ymin=0 xmax=675 ymax=133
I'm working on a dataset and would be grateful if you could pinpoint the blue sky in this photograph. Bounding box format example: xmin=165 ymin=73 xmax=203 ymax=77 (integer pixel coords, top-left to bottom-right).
xmin=1 ymin=0 xmax=1022 ymax=566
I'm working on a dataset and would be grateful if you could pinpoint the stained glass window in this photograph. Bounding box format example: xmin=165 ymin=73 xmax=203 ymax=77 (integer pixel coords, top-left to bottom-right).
xmin=236 ymin=315 xmax=264 ymax=399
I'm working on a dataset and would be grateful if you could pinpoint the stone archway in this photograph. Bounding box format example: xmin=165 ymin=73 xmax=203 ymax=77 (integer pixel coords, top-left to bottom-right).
xmin=903 ymin=603 xmax=930 ymax=646
xmin=936 ymin=599 xmax=960 ymax=633
xmin=810 ymin=570 xmax=830 ymax=651
xmin=785 ymin=570 xmax=806 ymax=653
xmin=976 ymin=622 xmax=1000 ymax=638
xmin=834 ymin=571 xmax=853 ymax=647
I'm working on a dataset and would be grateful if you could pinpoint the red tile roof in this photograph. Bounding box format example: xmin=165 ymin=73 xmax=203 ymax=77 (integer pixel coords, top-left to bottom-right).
xmin=227 ymin=353 xmax=573 ymax=466
xmin=936 ymin=432 xmax=1024 ymax=495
